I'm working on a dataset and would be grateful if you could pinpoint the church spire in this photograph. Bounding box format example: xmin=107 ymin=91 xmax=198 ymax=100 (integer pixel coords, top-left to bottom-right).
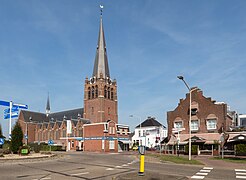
xmin=92 ymin=5 xmax=110 ymax=80
xmin=46 ymin=93 xmax=50 ymax=117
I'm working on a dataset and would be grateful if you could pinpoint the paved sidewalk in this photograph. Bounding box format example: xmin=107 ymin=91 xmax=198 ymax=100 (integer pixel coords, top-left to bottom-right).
xmin=193 ymin=155 xmax=246 ymax=169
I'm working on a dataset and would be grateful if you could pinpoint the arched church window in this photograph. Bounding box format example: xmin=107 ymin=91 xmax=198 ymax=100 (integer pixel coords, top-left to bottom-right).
xmin=104 ymin=86 xmax=107 ymax=98
xmin=107 ymin=87 xmax=110 ymax=99
xmin=88 ymin=87 xmax=91 ymax=99
xmin=111 ymin=88 xmax=114 ymax=100
xmin=92 ymin=86 xmax=95 ymax=99
xmin=95 ymin=85 xmax=98 ymax=98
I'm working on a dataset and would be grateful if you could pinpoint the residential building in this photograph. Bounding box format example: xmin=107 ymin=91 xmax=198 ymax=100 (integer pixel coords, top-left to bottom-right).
xmin=131 ymin=117 xmax=167 ymax=148
xmin=167 ymin=87 xmax=233 ymax=155
xmin=238 ymin=114 xmax=246 ymax=127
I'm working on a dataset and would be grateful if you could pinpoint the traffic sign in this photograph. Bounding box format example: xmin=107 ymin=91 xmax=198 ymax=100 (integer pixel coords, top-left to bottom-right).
xmin=4 ymin=106 xmax=19 ymax=114
xmin=0 ymin=100 xmax=10 ymax=107
xmin=0 ymin=138 xmax=4 ymax=145
xmin=24 ymin=134 xmax=28 ymax=140
xmin=4 ymin=111 xmax=19 ymax=119
xmin=13 ymin=103 xmax=28 ymax=109
xmin=48 ymin=140 xmax=54 ymax=145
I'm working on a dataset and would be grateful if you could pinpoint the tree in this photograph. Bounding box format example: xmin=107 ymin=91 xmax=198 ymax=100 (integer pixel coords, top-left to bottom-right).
xmin=10 ymin=122 xmax=23 ymax=153
xmin=0 ymin=124 xmax=5 ymax=138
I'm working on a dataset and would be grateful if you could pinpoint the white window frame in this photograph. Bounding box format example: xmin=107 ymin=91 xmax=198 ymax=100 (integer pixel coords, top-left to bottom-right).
xmin=109 ymin=140 xmax=115 ymax=150
xmin=207 ymin=119 xmax=217 ymax=130
xmin=174 ymin=121 xmax=183 ymax=129
xmin=191 ymin=120 xmax=199 ymax=131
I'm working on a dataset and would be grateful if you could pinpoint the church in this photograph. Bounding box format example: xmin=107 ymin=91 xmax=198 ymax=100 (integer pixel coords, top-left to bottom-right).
xmin=17 ymin=8 xmax=130 ymax=152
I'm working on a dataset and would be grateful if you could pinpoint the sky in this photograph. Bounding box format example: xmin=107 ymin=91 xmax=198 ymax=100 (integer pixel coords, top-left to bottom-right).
xmin=1 ymin=0 xmax=246 ymax=138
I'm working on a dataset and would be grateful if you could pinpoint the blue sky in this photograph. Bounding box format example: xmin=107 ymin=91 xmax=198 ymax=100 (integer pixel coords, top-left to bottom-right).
xmin=1 ymin=0 xmax=246 ymax=137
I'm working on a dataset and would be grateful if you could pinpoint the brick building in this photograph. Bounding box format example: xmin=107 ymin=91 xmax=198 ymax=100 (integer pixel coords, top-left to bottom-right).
xmin=167 ymin=87 xmax=233 ymax=155
xmin=17 ymin=8 xmax=130 ymax=152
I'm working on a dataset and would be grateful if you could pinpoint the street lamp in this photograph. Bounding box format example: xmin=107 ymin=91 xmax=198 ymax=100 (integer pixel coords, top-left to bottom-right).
xmin=24 ymin=117 xmax=33 ymax=145
xmin=177 ymin=76 xmax=197 ymax=161
xmin=129 ymin=115 xmax=142 ymax=146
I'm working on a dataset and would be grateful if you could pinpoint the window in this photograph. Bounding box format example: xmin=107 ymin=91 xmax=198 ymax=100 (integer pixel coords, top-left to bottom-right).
xmin=109 ymin=127 xmax=115 ymax=134
xmin=88 ymin=87 xmax=91 ymax=99
xmin=191 ymin=108 xmax=198 ymax=115
xmin=111 ymin=88 xmax=114 ymax=100
xmin=109 ymin=140 xmax=115 ymax=150
xmin=108 ymin=107 xmax=110 ymax=115
xmin=191 ymin=120 xmax=199 ymax=131
xmin=95 ymin=85 xmax=98 ymax=98
xmin=108 ymin=87 xmax=110 ymax=99
xmin=174 ymin=121 xmax=183 ymax=129
xmin=104 ymin=86 xmax=107 ymax=98
xmin=207 ymin=119 xmax=217 ymax=130
xmin=138 ymin=130 xmax=141 ymax=137
xmin=91 ymin=86 xmax=95 ymax=99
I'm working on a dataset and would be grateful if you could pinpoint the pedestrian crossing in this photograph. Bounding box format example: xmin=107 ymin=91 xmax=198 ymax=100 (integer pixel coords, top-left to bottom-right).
xmin=191 ymin=167 xmax=213 ymax=179
xmin=235 ymin=169 xmax=246 ymax=179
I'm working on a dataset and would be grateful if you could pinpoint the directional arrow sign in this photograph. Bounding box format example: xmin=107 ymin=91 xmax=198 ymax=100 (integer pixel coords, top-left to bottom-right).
xmin=0 ymin=100 xmax=10 ymax=107
xmin=13 ymin=103 xmax=28 ymax=109
xmin=4 ymin=106 xmax=19 ymax=114
xmin=4 ymin=111 xmax=19 ymax=119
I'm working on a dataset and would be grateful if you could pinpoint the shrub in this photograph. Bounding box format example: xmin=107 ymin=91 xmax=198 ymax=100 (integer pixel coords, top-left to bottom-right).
xmin=185 ymin=145 xmax=198 ymax=155
xmin=236 ymin=144 xmax=246 ymax=156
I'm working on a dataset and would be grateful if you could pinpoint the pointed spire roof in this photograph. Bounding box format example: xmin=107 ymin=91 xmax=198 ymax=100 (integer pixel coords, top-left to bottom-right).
xmin=92 ymin=6 xmax=110 ymax=79
xmin=46 ymin=93 xmax=50 ymax=115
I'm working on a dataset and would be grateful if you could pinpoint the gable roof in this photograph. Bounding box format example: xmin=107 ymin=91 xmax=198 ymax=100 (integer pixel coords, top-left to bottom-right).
xmin=21 ymin=108 xmax=84 ymax=123
xmin=136 ymin=117 xmax=165 ymax=128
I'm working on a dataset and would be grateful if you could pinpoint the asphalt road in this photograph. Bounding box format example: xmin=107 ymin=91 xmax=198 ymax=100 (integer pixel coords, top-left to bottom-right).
xmin=0 ymin=152 xmax=245 ymax=180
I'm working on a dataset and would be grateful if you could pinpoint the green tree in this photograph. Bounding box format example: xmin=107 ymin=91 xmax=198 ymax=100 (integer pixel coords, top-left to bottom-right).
xmin=0 ymin=124 xmax=5 ymax=138
xmin=10 ymin=122 xmax=23 ymax=153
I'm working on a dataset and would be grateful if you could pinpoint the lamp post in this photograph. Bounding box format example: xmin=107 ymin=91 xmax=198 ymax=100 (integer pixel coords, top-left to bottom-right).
xmin=177 ymin=76 xmax=197 ymax=161
xmin=129 ymin=115 xmax=142 ymax=146
xmin=25 ymin=117 xmax=33 ymax=145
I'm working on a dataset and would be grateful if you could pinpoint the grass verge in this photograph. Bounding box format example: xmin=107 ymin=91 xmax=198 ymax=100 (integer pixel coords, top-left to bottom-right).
xmin=146 ymin=153 xmax=204 ymax=165
xmin=212 ymin=157 xmax=246 ymax=164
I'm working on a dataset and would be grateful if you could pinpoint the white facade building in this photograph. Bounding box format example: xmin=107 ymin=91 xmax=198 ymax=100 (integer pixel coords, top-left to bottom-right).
xmin=131 ymin=117 xmax=167 ymax=148
xmin=238 ymin=114 xmax=246 ymax=127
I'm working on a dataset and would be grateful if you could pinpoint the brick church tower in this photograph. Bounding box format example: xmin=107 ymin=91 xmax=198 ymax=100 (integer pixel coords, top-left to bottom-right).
xmin=84 ymin=9 xmax=118 ymax=124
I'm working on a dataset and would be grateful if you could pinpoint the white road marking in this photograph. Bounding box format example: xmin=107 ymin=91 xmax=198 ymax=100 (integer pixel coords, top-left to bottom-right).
xmin=235 ymin=169 xmax=246 ymax=172
xmin=106 ymin=168 xmax=114 ymax=171
xmin=122 ymin=164 xmax=128 ymax=167
xmin=235 ymin=169 xmax=246 ymax=179
xmin=196 ymin=172 xmax=208 ymax=176
xmin=200 ymin=169 xmax=211 ymax=172
xmin=116 ymin=166 xmax=122 ymax=168
xmin=32 ymin=177 xmax=51 ymax=180
xmin=71 ymin=172 xmax=89 ymax=176
xmin=191 ymin=167 xmax=213 ymax=179
xmin=191 ymin=175 xmax=205 ymax=179
xmin=236 ymin=172 xmax=246 ymax=175
xmin=236 ymin=176 xmax=246 ymax=179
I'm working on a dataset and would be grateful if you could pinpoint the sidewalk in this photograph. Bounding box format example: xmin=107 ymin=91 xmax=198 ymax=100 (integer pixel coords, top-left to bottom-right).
xmin=193 ymin=155 xmax=246 ymax=169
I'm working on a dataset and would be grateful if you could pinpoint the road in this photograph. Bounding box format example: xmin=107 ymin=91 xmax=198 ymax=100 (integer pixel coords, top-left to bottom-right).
xmin=0 ymin=151 xmax=245 ymax=179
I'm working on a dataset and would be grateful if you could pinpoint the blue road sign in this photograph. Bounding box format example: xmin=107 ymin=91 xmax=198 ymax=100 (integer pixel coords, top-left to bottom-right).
xmin=48 ymin=140 xmax=54 ymax=145
xmin=4 ymin=111 xmax=19 ymax=119
xmin=13 ymin=103 xmax=28 ymax=109
xmin=0 ymin=100 xmax=10 ymax=107
xmin=24 ymin=134 xmax=28 ymax=140
xmin=4 ymin=106 xmax=19 ymax=114
xmin=0 ymin=138 xmax=4 ymax=145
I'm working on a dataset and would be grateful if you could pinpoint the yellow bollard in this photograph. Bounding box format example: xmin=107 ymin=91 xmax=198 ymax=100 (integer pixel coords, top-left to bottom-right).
xmin=139 ymin=154 xmax=145 ymax=176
